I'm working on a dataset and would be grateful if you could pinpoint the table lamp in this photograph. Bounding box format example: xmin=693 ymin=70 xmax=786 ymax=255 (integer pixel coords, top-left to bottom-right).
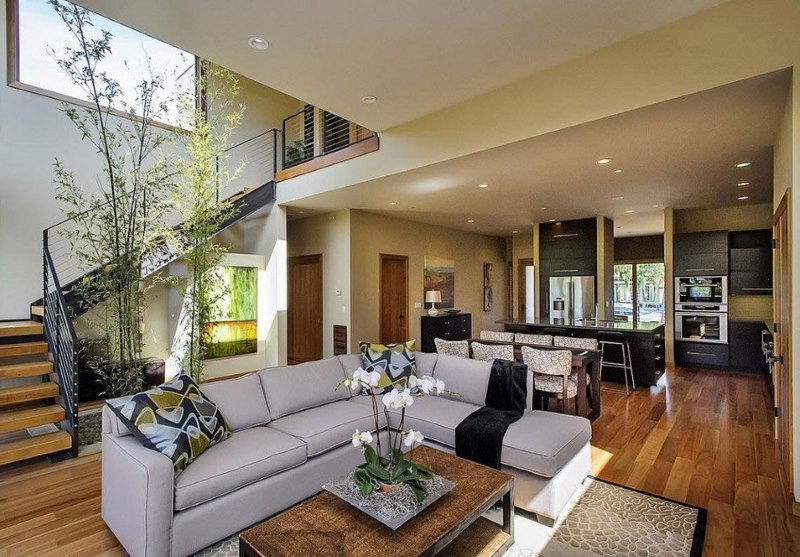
xmin=425 ymin=290 xmax=442 ymax=316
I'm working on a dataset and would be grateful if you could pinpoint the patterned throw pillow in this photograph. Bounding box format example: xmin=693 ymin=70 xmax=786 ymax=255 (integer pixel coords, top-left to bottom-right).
xmin=358 ymin=340 xmax=417 ymax=394
xmin=106 ymin=373 xmax=230 ymax=476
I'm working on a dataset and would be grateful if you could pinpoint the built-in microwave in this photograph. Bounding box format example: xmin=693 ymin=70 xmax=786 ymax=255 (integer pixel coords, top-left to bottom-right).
xmin=675 ymin=276 xmax=727 ymax=308
xmin=675 ymin=311 xmax=729 ymax=344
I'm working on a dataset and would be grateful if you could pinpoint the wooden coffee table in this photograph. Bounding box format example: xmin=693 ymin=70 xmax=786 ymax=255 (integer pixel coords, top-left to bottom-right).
xmin=239 ymin=445 xmax=514 ymax=557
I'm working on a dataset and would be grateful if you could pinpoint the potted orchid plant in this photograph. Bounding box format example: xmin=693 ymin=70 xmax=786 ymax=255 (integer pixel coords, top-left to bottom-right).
xmin=344 ymin=369 xmax=447 ymax=503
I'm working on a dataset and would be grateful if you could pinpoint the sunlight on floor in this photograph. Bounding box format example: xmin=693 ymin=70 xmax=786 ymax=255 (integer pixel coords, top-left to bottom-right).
xmin=589 ymin=445 xmax=614 ymax=477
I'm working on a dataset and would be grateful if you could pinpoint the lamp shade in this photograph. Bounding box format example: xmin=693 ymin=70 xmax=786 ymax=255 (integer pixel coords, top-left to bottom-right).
xmin=425 ymin=290 xmax=442 ymax=303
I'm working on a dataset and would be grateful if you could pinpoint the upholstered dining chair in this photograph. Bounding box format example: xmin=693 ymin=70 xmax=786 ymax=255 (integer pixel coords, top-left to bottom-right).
xmin=553 ymin=336 xmax=599 ymax=350
xmin=434 ymin=338 xmax=470 ymax=359
xmin=514 ymin=333 xmax=553 ymax=346
xmin=479 ymin=330 xmax=515 ymax=342
xmin=470 ymin=341 xmax=515 ymax=362
xmin=521 ymin=346 xmax=576 ymax=414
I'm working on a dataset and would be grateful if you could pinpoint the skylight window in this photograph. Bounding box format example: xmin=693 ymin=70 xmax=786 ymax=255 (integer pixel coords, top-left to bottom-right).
xmin=12 ymin=0 xmax=195 ymax=127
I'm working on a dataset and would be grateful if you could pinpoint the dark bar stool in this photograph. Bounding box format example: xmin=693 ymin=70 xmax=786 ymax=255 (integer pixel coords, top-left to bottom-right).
xmin=597 ymin=331 xmax=635 ymax=395
xmin=542 ymin=327 xmax=568 ymax=337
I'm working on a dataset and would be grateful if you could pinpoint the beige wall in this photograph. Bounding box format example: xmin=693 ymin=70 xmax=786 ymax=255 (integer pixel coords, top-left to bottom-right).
xmin=664 ymin=208 xmax=675 ymax=364
xmin=674 ymin=203 xmax=774 ymax=233
xmin=287 ymin=210 xmax=352 ymax=358
xmin=349 ymin=211 xmax=507 ymax=351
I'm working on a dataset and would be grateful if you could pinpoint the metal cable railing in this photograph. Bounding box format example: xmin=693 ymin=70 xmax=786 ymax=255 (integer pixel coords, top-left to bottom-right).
xmin=282 ymin=107 xmax=375 ymax=169
xmin=42 ymin=239 xmax=79 ymax=460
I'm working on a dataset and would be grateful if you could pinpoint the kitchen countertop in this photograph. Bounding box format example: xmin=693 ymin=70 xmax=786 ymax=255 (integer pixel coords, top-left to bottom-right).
xmin=500 ymin=319 xmax=665 ymax=334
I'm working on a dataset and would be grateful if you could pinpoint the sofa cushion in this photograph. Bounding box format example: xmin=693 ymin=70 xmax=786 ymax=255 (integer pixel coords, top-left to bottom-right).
xmin=174 ymin=427 xmax=306 ymax=511
xmin=502 ymin=411 xmax=592 ymax=478
xmin=414 ymin=352 xmax=438 ymax=377
xmin=106 ymin=374 xmax=229 ymax=477
xmin=200 ymin=373 xmax=270 ymax=431
xmin=386 ymin=396 xmax=481 ymax=448
xmin=432 ymin=354 xmax=491 ymax=406
xmin=258 ymin=357 xmax=349 ymax=419
xmin=268 ymin=400 xmax=387 ymax=457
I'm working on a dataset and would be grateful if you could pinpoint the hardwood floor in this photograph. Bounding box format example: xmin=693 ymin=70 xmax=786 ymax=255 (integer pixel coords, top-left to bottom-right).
xmin=0 ymin=366 xmax=797 ymax=556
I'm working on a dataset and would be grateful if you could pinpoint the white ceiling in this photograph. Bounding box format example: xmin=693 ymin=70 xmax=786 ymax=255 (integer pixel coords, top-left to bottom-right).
xmin=75 ymin=0 xmax=729 ymax=130
xmin=285 ymin=70 xmax=790 ymax=237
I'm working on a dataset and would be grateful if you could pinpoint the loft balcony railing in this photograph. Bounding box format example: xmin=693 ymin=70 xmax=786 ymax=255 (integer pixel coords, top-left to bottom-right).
xmin=281 ymin=106 xmax=376 ymax=170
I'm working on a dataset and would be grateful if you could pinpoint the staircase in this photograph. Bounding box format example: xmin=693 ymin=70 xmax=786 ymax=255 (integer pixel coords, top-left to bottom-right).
xmin=0 ymin=321 xmax=72 ymax=466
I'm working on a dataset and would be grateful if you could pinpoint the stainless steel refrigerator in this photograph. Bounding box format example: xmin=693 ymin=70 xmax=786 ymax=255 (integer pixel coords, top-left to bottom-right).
xmin=549 ymin=276 xmax=596 ymax=321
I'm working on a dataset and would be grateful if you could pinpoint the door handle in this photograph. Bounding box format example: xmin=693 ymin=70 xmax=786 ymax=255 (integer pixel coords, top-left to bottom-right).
xmin=554 ymin=269 xmax=579 ymax=273
xmin=686 ymin=268 xmax=714 ymax=272
xmin=687 ymin=351 xmax=715 ymax=357
xmin=770 ymin=354 xmax=784 ymax=364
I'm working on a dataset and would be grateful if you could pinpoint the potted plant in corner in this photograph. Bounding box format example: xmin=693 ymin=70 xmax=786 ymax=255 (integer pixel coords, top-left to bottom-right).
xmin=323 ymin=370 xmax=456 ymax=529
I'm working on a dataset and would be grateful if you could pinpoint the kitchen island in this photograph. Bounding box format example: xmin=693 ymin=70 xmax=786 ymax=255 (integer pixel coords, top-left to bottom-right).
xmin=500 ymin=319 xmax=666 ymax=386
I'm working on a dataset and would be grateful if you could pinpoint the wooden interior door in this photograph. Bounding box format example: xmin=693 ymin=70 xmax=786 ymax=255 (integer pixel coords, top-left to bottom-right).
xmin=288 ymin=255 xmax=323 ymax=363
xmin=773 ymin=191 xmax=793 ymax=492
xmin=380 ymin=254 xmax=408 ymax=344
xmin=518 ymin=258 xmax=534 ymax=320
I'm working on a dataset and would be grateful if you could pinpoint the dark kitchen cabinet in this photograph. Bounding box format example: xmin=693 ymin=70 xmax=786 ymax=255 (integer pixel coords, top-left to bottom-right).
xmin=729 ymin=230 xmax=772 ymax=295
xmin=728 ymin=321 xmax=769 ymax=373
xmin=420 ymin=313 xmax=472 ymax=353
xmin=673 ymin=231 xmax=729 ymax=276
xmin=539 ymin=219 xmax=597 ymax=261
xmin=539 ymin=218 xmax=598 ymax=315
xmin=675 ymin=341 xmax=729 ymax=368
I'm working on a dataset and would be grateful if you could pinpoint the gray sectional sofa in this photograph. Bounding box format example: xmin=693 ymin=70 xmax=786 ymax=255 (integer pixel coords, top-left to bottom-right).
xmin=101 ymin=352 xmax=591 ymax=557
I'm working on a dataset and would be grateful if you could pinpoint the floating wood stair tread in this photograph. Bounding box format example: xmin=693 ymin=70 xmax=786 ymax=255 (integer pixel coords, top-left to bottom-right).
xmin=0 ymin=361 xmax=53 ymax=380
xmin=0 ymin=431 xmax=72 ymax=466
xmin=0 ymin=321 xmax=43 ymax=338
xmin=0 ymin=406 xmax=65 ymax=434
xmin=30 ymin=305 xmax=44 ymax=317
xmin=0 ymin=341 xmax=48 ymax=358
xmin=0 ymin=383 xmax=58 ymax=406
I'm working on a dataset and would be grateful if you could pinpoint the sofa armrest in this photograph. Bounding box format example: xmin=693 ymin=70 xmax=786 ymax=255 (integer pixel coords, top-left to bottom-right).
xmin=102 ymin=433 xmax=175 ymax=557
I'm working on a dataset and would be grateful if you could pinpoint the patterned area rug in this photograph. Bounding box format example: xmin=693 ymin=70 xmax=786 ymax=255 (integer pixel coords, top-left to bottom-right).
xmin=192 ymin=477 xmax=705 ymax=557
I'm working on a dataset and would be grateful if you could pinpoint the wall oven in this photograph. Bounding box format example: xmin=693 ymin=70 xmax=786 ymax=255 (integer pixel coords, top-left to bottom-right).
xmin=675 ymin=311 xmax=728 ymax=344
xmin=675 ymin=276 xmax=727 ymax=308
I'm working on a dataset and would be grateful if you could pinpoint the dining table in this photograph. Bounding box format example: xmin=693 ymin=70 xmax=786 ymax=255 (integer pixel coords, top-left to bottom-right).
xmin=467 ymin=338 xmax=601 ymax=421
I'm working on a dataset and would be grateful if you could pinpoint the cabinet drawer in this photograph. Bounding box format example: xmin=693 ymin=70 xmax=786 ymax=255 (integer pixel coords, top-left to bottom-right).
xmin=675 ymin=341 xmax=729 ymax=367
xmin=674 ymin=252 xmax=728 ymax=276
xmin=730 ymin=271 xmax=772 ymax=295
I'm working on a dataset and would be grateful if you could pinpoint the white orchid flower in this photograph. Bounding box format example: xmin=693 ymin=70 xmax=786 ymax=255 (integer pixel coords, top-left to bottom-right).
xmin=404 ymin=429 xmax=425 ymax=447
xmin=408 ymin=374 xmax=434 ymax=394
xmin=382 ymin=388 xmax=415 ymax=409
xmin=351 ymin=367 xmax=381 ymax=390
xmin=351 ymin=429 xmax=373 ymax=447
xmin=419 ymin=375 xmax=445 ymax=395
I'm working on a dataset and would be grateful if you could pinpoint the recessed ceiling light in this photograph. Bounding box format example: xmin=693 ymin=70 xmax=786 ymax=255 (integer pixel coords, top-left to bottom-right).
xmin=652 ymin=204 xmax=661 ymax=208
xmin=612 ymin=196 xmax=624 ymax=201
xmin=389 ymin=201 xmax=397 ymax=205
xmin=467 ymin=218 xmax=474 ymax=223
xmin=478 ymin=184 xmax=489 ymax=189
xmin=540 ymin=207 xmax=547 ymax=211
xmin=361 ymin=95 xmax=378 ymax=104
xmin=738 ymin=195 xmax=749 ymax=200
xmin=736 ymin=161 xmax=752 ymax=168
xmin=625 ymin=210 xmax=635 ymax=213
xmin=512 ymin=230 xmax=519 ymax=235
xmin=614 ymin=169 xmax=623 ymax=174
xmin=738 ymin=182 xmax=750 ymax=187
xmin=248 ymin=37 xmax=269 ymax=50
xmin=597 ymin=158 xmax=612 ymax=165
xmin=549 ymin=219 xmax=556 ymax=222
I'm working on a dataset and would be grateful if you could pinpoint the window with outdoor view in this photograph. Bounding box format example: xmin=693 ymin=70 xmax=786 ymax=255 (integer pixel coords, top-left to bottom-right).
xmin=613 ymin=262 xmax=665 ymax=325
xmin=12 ymin=0 xmax=195 ymax=127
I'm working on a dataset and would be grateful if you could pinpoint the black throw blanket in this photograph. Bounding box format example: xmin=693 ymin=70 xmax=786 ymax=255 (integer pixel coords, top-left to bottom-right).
xmin=455 ymin=359 xmax=528 ymax=469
